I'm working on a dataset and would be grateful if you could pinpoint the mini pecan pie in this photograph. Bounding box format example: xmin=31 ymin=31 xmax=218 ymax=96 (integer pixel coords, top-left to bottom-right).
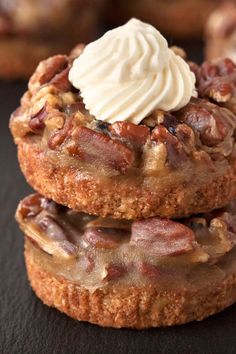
xmin=205 ymin=1 xmax=236 ymax=62
xmin=16 ymin=194 xmax=236 ymax=328
xmin=105 ymin=0 xmax=220 ymax=39
xmin=193 ymin=57 xmax=236 ymax=114
xmin=10 ymin=49 xmax=236 ymax=219
xmin=0 ymin=0 xmax=105 ymax=79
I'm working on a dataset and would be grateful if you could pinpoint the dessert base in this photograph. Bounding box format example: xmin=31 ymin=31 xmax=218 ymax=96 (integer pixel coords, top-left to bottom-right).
xmin=25 ymin=240 xmax=236 ymax=329
xmin=17 ymin=138 xmax=236 ymax=220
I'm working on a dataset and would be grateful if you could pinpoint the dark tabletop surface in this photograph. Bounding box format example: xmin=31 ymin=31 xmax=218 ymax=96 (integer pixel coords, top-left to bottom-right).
xmin=1 ymin=42 xmax=236 ymax=354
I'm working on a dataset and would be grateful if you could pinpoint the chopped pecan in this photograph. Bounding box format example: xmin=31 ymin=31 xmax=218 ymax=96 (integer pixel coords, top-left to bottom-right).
xmin=10 ymin=106 xmax=31 ymax=139
xmin=70 ymin=126 xmax=135 ymax=173
xmin=109 ymin=121 xmax=150 ymax=148
xmin=174 ymin=124 xmax=196 ymax=154
xmin=44 ymin=111 xmax=65 ymax=130
xmin=83 ymin=227 xmax=128 ymax=249
xmin=103 ymin=263 xmax=127 ymax=281
xmin=198 ymin=58 xmax=236 ymax=81
xmin=49 ymin=67 xmax=71 ymax=92
xmin=142 ymin=109 xmax=165 ymax=127
xmin=48 ymin=118 xmax=73 ymax=150
xmin=64 ymin=101 xmax=87 ymax=116
xmin=142 ymin=142 xmax=167 ymax=175
xmin=130 ymin=217 xmax=195 ymax=256
xmin=151 ymin=125 xmax=187 ymax=168
xmin=29 ymin=55 xmax=68 ymax=93
xmin=195 ymin=58 xmax=236 ymax=112
xmin=161 ymin=112 xmax=195 ymax=155
xmin=176 ymin=97 xmax=236 ymax=147
xmin=162 ymin=112 xmax=178 ymax=134
xmin=28 ymin=105 xmax=48 ymax=133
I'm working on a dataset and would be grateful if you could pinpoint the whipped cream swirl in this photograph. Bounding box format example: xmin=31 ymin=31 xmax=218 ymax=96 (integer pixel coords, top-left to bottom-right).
xmin=69 ymin=19 xmax=196 ymax=124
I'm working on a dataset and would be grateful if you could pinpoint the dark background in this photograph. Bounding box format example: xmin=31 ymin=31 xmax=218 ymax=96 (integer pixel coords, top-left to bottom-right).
xmin=1 ymin=42 xmax=236 ymax=354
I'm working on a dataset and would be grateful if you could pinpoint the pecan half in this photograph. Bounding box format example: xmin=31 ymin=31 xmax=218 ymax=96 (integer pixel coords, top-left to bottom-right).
xmin=130 ymin=217 xmax=195 ymax=256
xmin=109 ymin=121 xmax=150 ymax=148
xmin=70 ymin=126 xmax=135 ymax=173
xmin=38 ymin=215 xmax=67 ymax=242
xmin=36 ymin=215 xmax=78 ymax=258
xmin=83 ymin=227 xmax=128 ymax=249
xmin=175 ymin=98 xmax=235 ymax=147
xmin=29 ymin=55 xmax=68 ymax=93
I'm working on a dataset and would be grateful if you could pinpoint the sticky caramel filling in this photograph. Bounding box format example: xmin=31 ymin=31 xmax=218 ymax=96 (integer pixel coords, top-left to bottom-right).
xmin=17 ymin=194 xmax=236 ymax=291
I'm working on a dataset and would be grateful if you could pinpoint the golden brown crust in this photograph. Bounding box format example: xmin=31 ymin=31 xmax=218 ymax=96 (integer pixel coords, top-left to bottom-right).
xmin=25 ymin=240 xmax=236 ymax=329
xmin=18 ymin=139 xmax=236 ymax=219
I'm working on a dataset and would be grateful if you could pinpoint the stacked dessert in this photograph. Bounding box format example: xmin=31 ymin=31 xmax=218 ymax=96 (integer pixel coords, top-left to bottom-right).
xmin=205 ymin=1 xmax=236 ymax=61
xmin=10 ymin=19 xmax=236 ymax=329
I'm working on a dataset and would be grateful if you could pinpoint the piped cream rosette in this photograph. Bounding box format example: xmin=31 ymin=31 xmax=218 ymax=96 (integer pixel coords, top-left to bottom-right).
xmin=69 ymin=19 xmax=196 ymax=124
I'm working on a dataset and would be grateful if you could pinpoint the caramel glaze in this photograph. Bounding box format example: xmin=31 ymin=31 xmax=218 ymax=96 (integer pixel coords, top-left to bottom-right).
xmin=16 ymin=194 xmax=236 ymax=292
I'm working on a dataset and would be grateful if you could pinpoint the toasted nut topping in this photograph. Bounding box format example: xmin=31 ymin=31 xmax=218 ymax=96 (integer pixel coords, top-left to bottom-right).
xmin=176 ymin=97 xmax=236 ymax=148
xmin=130 ymin=217 xmax=195 ymax=256
xmin=29 ymin=106 xmax=48 ymax=133
xmin=70 ymin=126 xmax=135 ymax=173
xmin=83 ymin=227 xmax=128 ymax=249
xmin=109 ymin=121 xmax=150 ymax=148
xmin=29 ymin=55 xmax=68 ymax=93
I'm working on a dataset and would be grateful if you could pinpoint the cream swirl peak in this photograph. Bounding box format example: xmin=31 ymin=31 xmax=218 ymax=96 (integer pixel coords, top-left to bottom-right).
xmin=69 ymin=18 xmax=196 ymax=124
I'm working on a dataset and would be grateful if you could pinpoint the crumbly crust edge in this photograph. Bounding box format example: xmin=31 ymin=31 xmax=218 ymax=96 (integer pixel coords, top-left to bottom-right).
xmin=25 ymin=241 xmax=236 ymax=329
xmin=18 ymin=139 xmax=236 ymax=219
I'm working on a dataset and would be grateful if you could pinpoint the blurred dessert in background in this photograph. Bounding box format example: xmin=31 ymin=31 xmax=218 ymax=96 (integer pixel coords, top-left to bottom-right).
xmin=105 ymin=0 xmax=221 ymax=39
xmin=205 ymin=1 xmax=236 ymax=61
xmin=0 ymin=0 xmax=105 ymax=80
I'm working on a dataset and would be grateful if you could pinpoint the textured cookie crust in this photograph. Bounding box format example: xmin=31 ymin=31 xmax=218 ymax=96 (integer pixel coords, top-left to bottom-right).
xmin=25 ymin=241 xmax=236 ymax=329
xmin=18 ymin=139 xmax=236 ymax=219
